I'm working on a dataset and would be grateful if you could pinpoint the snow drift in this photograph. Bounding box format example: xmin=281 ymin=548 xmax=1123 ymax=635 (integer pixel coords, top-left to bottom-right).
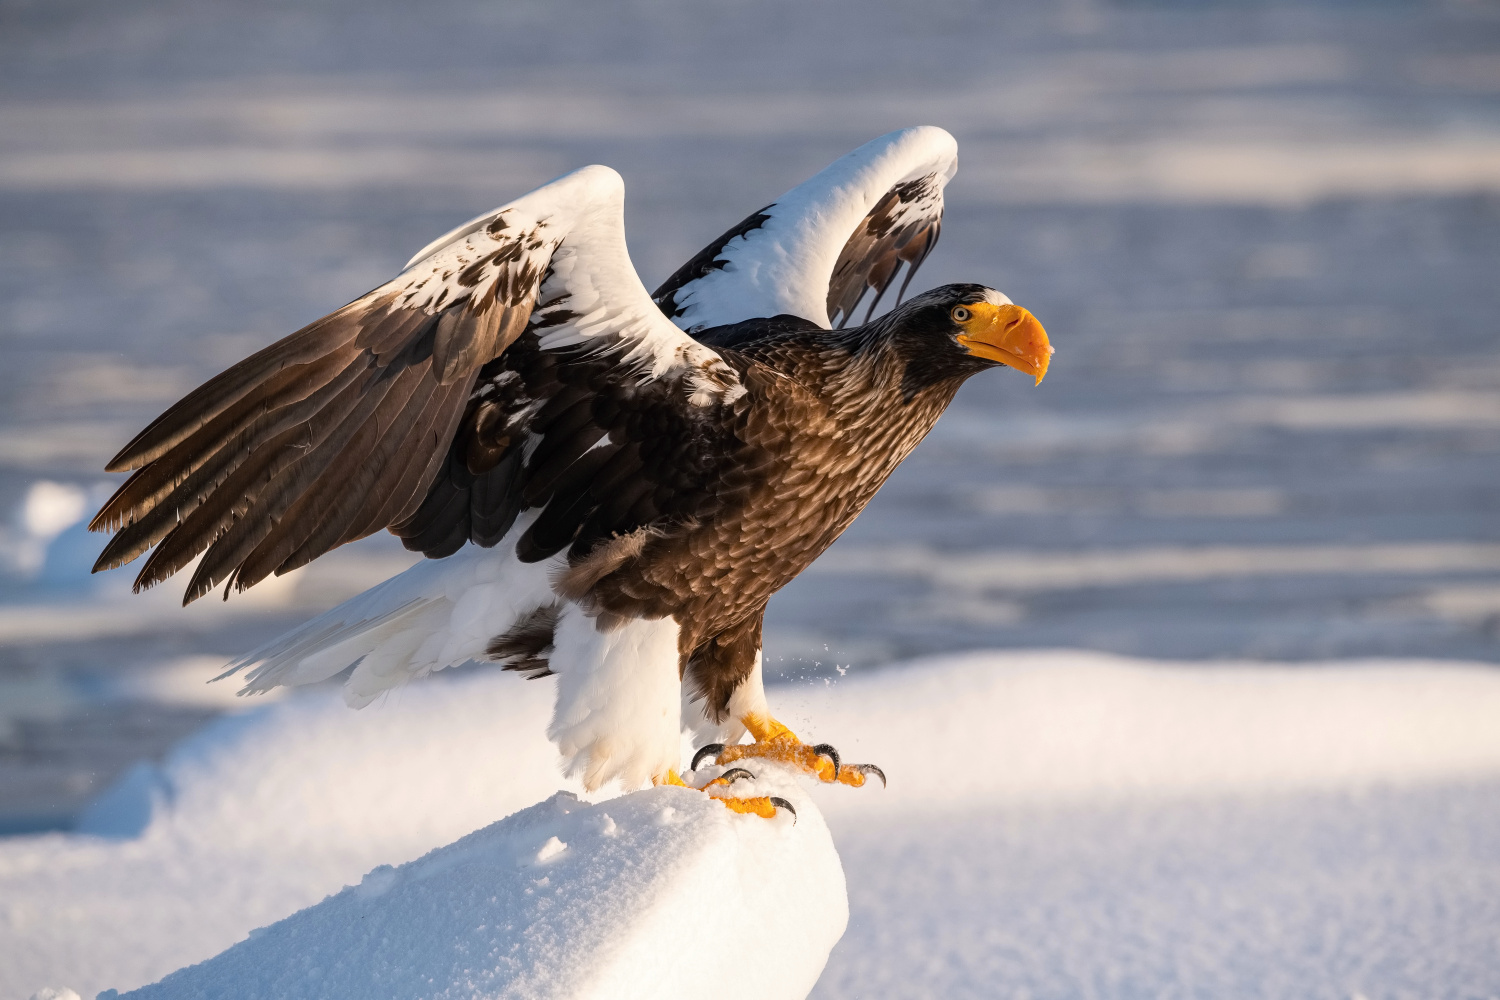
xmin=109 ymin=767 xmax=844 ymax=1000
xmin=6 ymin=651 xmax=1500 ymax=999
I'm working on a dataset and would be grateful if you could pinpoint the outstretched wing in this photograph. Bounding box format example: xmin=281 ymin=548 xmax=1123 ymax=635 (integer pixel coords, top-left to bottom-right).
xmin=90 ymin=165 xmax=741 ymax=604
xmin=652 ymin=126 xmax=957 ymax=332
xmin=390 ymin=314 xmax=763 ymax=586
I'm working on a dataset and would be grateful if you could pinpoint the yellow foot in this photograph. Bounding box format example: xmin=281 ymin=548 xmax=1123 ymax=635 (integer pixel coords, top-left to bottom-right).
xmin=716 ymin=794 xmax=794 ymax=820
xmin=652 ymin=767 xmax=795 ymax=821
xmin=690 ymin=714 xmax=886 ymax=789
xmin=701 ymin=766 xmax=796 ymax=822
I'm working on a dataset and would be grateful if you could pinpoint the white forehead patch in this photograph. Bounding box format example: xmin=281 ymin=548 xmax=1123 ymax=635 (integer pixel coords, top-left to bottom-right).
xmin=982 ymin=288 xmax=1013 ymax=306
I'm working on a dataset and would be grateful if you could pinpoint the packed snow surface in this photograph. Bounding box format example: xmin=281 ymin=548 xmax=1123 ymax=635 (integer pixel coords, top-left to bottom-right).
xmin=111 ymin=768 xmax=842 ymax=1000
xmin=5 ymin=651 xmax=1500 ymax=999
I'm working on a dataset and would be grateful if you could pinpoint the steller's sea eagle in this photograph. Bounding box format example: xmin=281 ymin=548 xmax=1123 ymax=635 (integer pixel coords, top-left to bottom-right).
xmin=89 ymin=126 xmax=1051 ymax=819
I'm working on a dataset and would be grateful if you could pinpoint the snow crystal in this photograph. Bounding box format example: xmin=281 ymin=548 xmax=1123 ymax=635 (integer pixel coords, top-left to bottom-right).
xmin=531 ymin=835 xmax=567 ymax=863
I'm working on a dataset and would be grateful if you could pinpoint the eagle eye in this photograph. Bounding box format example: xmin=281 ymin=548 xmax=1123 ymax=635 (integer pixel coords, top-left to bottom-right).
xmin=950 ymin=305 xmax=972 ymax=323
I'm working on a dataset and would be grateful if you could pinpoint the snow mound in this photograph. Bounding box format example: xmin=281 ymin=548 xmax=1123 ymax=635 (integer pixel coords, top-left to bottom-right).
xmin=782 ymin=651 xmax=1500 ymax=815
xmin=2 ymin=671 xmax=578 ymax=1000
xmin=4 ymin=651 xmax=1500 ymax=999
xmin=111 ymin=767 xmax=844 ymax=1000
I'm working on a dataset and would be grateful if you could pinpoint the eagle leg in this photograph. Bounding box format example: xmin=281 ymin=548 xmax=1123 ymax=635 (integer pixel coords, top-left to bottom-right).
xmin=697 ymin=714 xmax=886 ymax=788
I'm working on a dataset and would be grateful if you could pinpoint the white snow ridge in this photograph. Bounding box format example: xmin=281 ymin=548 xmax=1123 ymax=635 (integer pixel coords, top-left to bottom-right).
xmin=8 ymin=652 xmax=1500 ymax=999
xmin=104 ymin=764 xmax=845 ymax=1000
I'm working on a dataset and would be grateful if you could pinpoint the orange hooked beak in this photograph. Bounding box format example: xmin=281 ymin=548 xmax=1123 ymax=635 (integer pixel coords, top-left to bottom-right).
xmin=955 ymin=303 xmax=1053 ymax=385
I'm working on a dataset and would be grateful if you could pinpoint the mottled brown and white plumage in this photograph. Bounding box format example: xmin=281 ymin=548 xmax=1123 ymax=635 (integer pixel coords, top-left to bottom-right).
xmin=89 ymin=126 xmax=1052 ymax=790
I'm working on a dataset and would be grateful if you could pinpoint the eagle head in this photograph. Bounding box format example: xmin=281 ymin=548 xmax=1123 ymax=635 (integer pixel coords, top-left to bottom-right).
xmin=883 ymin=284 xmax=1053 ymax=390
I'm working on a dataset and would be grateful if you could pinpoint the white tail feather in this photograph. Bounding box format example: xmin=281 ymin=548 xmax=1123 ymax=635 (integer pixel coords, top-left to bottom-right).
xmin=218 ymin=533 xmax=561 ymax=705
xmin=216 ymin=518 xmax=699 ymax=788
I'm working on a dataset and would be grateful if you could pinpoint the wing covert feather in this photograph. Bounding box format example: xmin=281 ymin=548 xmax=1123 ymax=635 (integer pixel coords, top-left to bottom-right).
xmin=653 ymin=126 xmax=956 ymax=332
xmin=90 ymin=165 xmax=741 ymax=603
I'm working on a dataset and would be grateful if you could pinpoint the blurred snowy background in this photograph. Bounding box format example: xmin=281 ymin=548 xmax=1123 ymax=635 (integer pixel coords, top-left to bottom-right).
xmin=0 ymin=0 xmax=1498 ymax=992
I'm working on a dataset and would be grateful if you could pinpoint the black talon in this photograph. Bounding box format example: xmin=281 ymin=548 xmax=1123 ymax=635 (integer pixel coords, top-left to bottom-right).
xmin=855 ymin=763 xmax=887 ymax=788
xmin=691 ymin=743 xmax=726 ymax=772
xmin=810 ymin=743 xmax=841 ymax=781
xmin=718 ymin=767 xmax=755 ymax=785
xmin=769 ymin=797 xmax=797 ymax=824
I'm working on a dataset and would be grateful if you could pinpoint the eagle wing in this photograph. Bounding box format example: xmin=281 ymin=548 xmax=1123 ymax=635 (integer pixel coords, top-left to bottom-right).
xmin=90 ymin=165 xmax=742 ymax=604
xmin=652 ymin=126 xmax=958 ymax=332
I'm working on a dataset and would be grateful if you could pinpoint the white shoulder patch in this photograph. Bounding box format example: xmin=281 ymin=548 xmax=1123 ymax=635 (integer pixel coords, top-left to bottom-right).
xmin=399 ymin=165 xmax=743 ymax=404
xmin=666 ymin=126 xmax=959 ymax=332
